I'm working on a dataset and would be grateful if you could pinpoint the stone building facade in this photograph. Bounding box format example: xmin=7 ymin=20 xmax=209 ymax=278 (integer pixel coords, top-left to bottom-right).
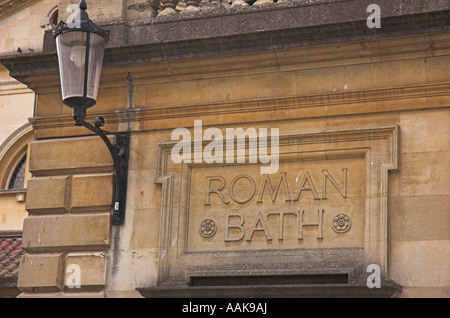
xmin=0 ymin=0 xmax=449 ymax=297
xmin=0 ymin=0 xmax=58 ymax=297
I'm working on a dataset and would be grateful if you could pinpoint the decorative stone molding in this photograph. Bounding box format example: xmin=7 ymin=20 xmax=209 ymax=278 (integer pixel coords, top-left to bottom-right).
xmin=152 ymin=126 xmax=398 ymax=292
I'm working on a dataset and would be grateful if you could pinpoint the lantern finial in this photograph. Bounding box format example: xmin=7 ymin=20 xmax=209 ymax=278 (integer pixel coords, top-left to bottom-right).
xmin=79 ymin=0 xmax=87 ymax=11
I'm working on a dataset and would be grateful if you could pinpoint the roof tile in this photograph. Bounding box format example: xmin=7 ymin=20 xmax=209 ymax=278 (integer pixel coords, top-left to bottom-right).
xmin=0 ymin=237 xmax=25 ymax=277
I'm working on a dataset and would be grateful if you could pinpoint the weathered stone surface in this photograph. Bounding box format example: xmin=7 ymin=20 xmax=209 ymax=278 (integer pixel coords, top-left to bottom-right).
xmin=22 ymin=213 xmax=111 ymax=252
xmin=64 ymin=252 xmax=108 ymax=290
xmin=389 ymin=195 xmax=450 ymax=242
xmin=29 ymin=136 xmax=114 ymax=176
xmin=0 ymin=190 xmax=28 ymax=231
xmin=389 ymin=240 xmax=450 ymax=287
xmin=25 ymin=176 xmax=71 ymax=214
xmin=17 ymin=253 xmax=64 ymax=292
xmin=70 ymin=174 xmax=113 ymax=212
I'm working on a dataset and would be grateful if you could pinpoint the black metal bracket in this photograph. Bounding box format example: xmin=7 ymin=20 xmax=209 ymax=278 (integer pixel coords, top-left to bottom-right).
xmin=80 ymin=116 xmax=130 ymax=226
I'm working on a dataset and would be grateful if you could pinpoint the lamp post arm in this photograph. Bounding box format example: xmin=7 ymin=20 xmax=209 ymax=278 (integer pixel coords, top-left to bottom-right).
xmin=81 ymin=119 xmax=130 ymax=226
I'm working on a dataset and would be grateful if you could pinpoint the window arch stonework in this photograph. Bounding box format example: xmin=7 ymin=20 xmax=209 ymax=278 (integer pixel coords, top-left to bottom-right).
xmin=0 ymin=123 xmax=34 ymax=190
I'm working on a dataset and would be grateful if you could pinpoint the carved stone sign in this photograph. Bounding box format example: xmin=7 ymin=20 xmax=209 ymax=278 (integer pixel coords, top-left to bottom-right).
xmin=187 ymin=160 xmax=364 ymax=252
xmin=155 ymin=127 xmax=398 ymax=285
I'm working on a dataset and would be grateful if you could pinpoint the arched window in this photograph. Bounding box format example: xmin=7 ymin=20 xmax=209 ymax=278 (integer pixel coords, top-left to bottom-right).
xmin=7 ymin=154 xmax=27 ymax=190
xmin=49 ymin=8 xmax=58 ymax=28
xmin=0 ymin=123 xmax=33 ymax=190
xmin=40 ymin=6 xmax=59 ymax=29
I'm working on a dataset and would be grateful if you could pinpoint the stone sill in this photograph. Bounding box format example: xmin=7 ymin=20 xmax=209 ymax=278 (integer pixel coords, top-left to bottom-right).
xmin=136 ymin=282 xmax=402 ymax=298
xmin=0 ymin=230 xmax=22 ymax=237
xmin=0 ymin=189 xmax=26 ymax=194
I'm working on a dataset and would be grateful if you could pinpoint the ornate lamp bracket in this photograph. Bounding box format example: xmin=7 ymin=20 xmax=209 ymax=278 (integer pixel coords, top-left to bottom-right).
xmin=82 ymin=116 xmax=130 ymax=226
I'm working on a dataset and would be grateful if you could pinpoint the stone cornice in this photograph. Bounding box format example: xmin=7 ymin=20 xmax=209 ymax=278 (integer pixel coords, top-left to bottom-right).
xmin=0 ymin=0 xmax=39 ymax=20
xmin=1 ymin=2 xmax=450 ymax=87
xmin=2 ymin=28 xmax=450 ymax=94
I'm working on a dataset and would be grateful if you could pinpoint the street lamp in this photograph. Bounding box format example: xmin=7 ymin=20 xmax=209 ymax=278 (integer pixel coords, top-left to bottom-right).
xmin=53 ymin=0 xmax=129 ymax=225
xmin=53 ymin=0 xmax=107 ymax=125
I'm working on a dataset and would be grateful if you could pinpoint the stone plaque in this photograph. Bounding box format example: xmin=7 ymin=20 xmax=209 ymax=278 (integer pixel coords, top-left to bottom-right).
xmin=188 ymin=159 xmax=364 ymax=252
xmin=155 ymin=127 xmax=398 ymax=285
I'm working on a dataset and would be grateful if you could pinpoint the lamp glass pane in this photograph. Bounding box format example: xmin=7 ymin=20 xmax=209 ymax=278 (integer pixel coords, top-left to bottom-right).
xmin=86 ymin=32 xmax=107 ymax=101
xmin=56 ymin=31 xmax=87 ymax=103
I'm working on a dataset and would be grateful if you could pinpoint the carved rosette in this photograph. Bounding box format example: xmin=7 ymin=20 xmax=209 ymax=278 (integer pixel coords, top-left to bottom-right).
xmin=200 ymin=219 xmax=217 ymax=238
xmin=332 ymin=214 xmax=352 ymax=233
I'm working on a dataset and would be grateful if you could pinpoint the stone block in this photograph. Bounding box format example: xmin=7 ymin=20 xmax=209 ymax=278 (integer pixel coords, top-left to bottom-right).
xmin=64 ymin=252 xmax=108 ymax=290
xmin=25 ymin=176 xmax=71 ymax=214
xmin=29 ymin=136 xmax=114 ymax=176
xmin=389 ymin=195 xmax=450 ymax=242
xmin=396 ymin=151 xmax=450 ymax=197
xmin=22 ymin=213 xmax=111 ymax=252
xmin=25 ymin=174 xmax=113 ymax=214
xmin=389 ymin=240 xmax=450 ymax=287
xmin=426 ymin=55 xmax=450 ymax=84
xmin=399 ymin=109 xmax=450 ymax=154
xmin=17 ymin=253 xmax=64 ymax=292
xmin=70 ymin=174 xmax=113 ymax=212
xmin=373 ymin=58 xmax=427 ymax=89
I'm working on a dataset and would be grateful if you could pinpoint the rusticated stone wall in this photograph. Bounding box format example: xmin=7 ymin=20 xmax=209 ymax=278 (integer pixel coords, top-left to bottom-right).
xmin=17 ymin=136 xmax=114 ymax=296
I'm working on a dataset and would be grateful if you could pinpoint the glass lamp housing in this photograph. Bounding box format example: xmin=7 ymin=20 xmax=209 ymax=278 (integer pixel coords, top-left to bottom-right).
xmin=53 ymin=1 xmax=109 ymax=121
xmin=55 ymin=30 xmax=106 ymax=108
